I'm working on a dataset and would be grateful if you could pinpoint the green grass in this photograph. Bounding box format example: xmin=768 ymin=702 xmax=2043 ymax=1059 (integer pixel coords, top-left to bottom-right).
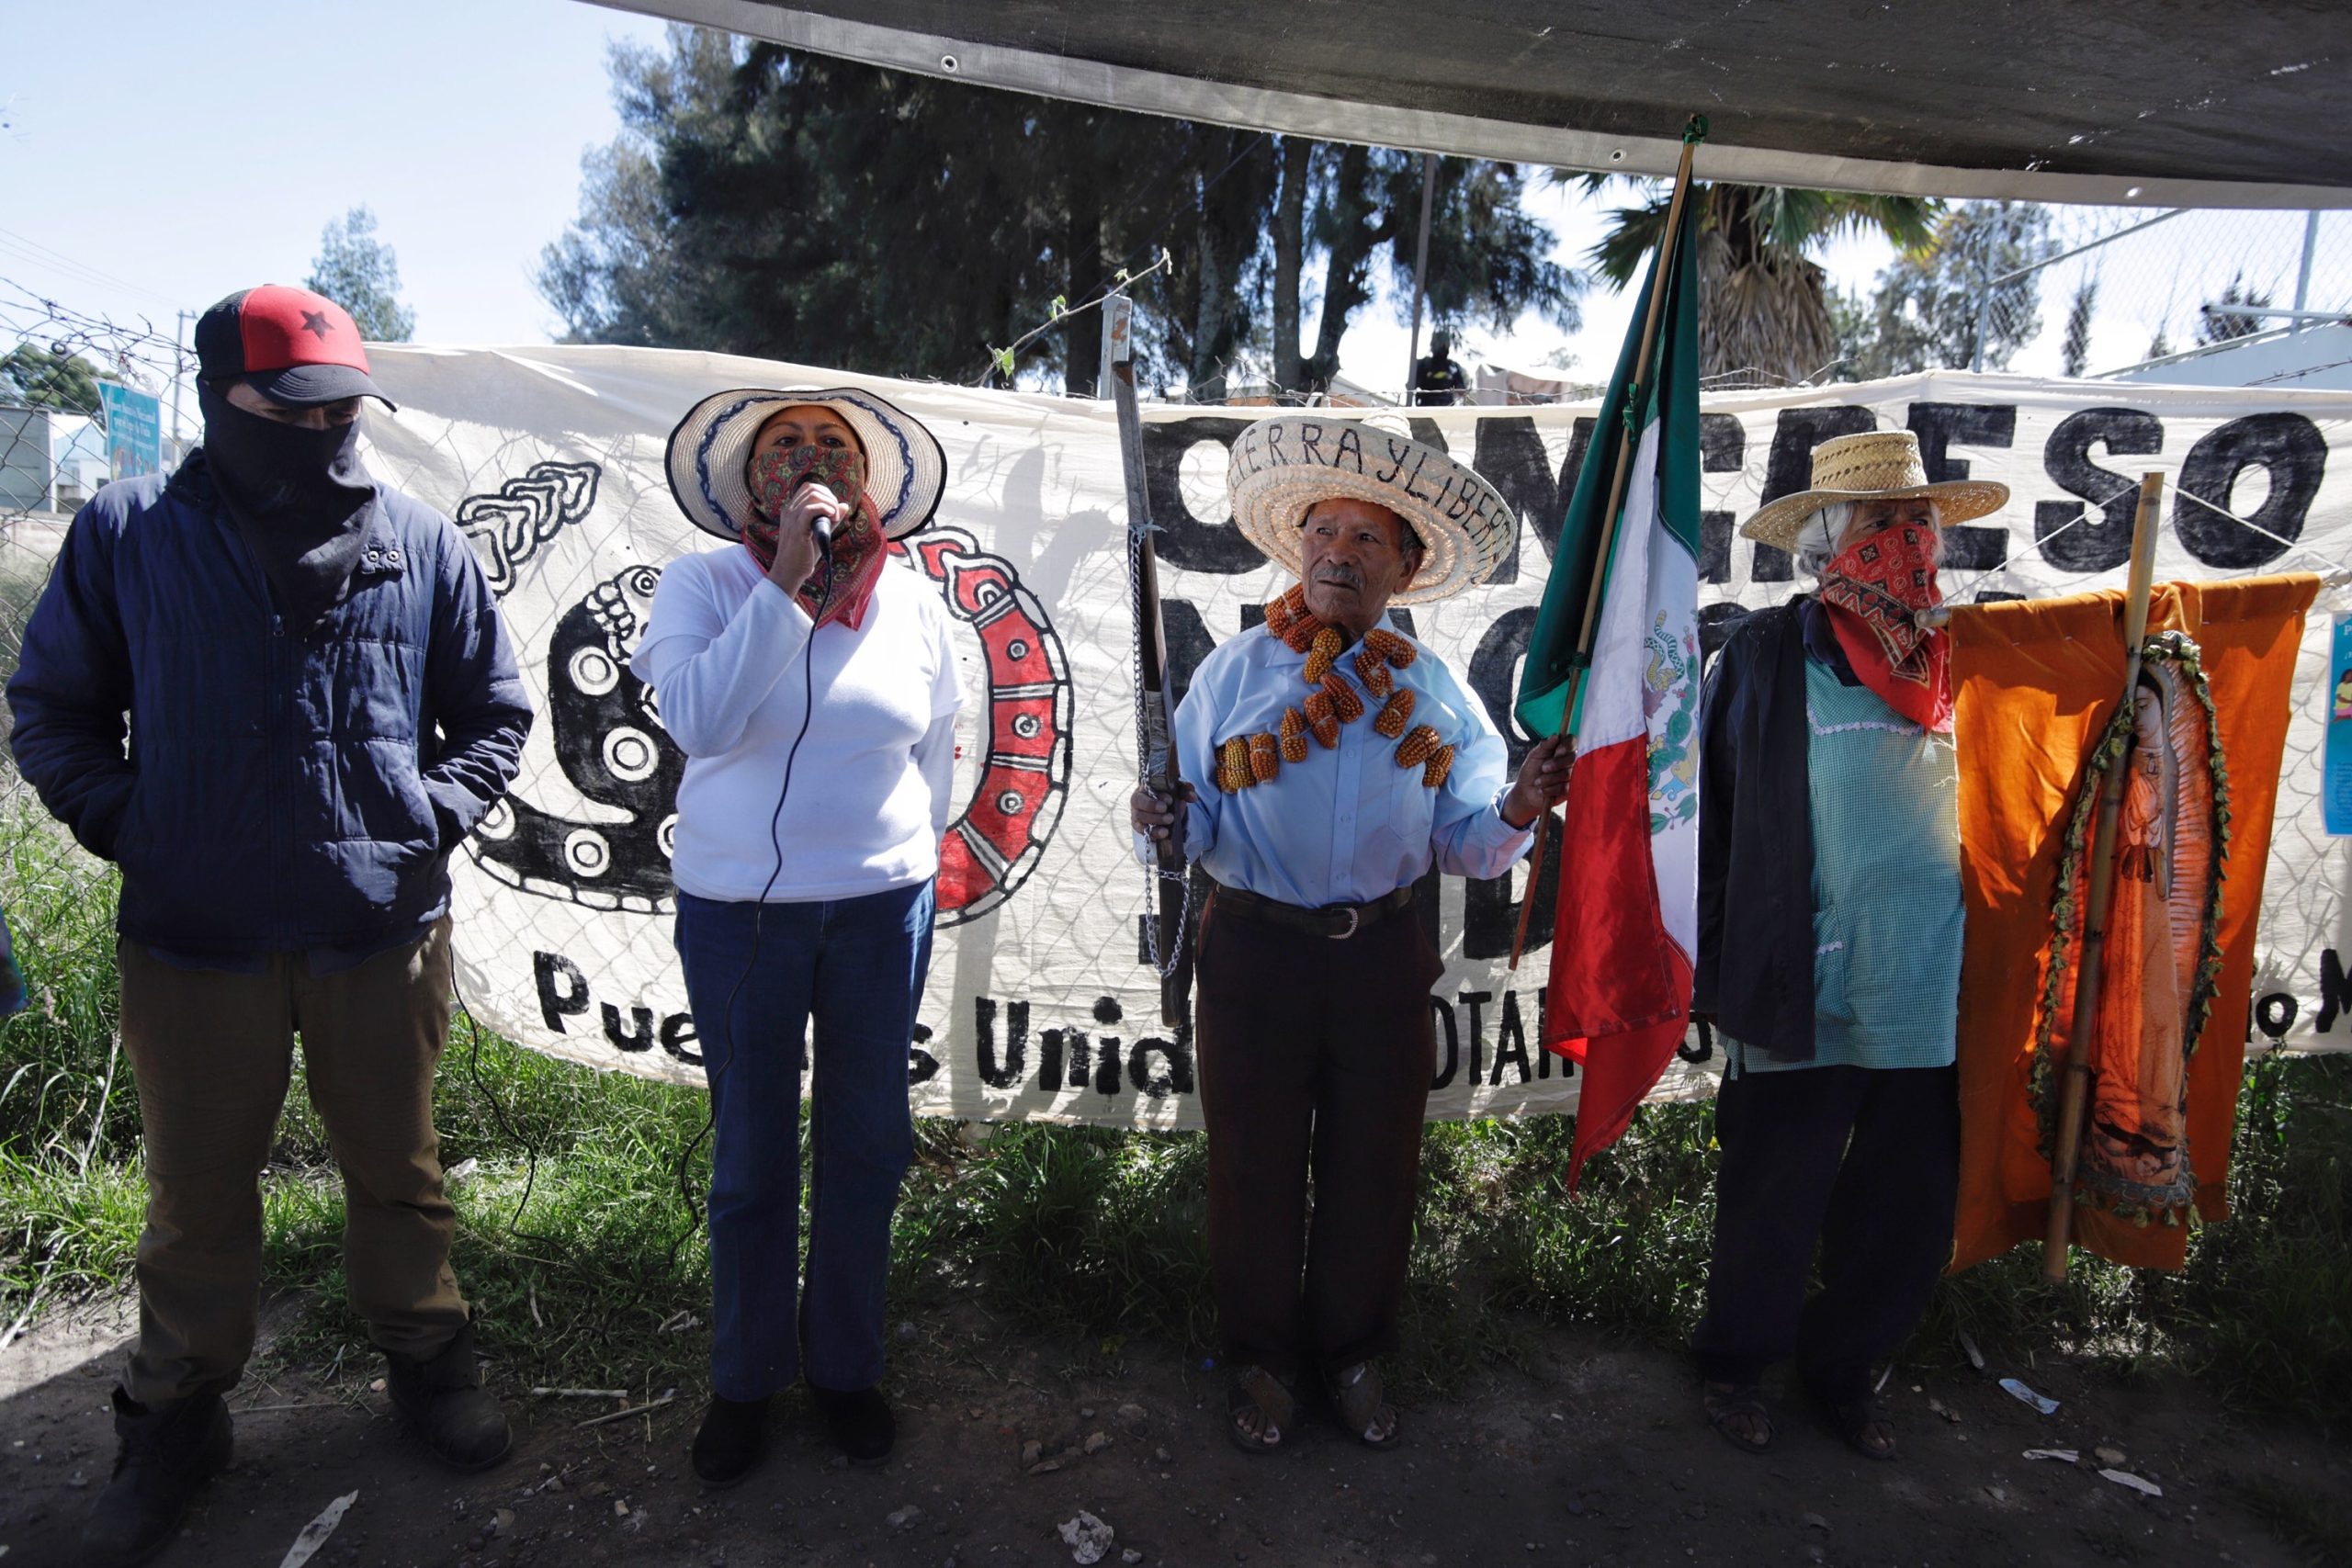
xmin=5 ymin=799 xmax=2350 ymax=1430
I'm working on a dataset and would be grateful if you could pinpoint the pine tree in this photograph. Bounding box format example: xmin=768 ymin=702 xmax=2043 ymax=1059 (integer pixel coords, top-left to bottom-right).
xmin=306 ymin=207 xmax=416 ymax=343
xmin=539 ymin=26 xmax=1578 ymax=398
xmin=1829 ymin=202 xmax=2055 ymax=381
xmin=2061 ymin=279 xmax=2098 ymax=378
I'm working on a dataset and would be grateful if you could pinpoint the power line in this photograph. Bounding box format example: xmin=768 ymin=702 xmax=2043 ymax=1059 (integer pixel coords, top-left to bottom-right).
xmin=0 ymin=226 xmax=187 ymax=312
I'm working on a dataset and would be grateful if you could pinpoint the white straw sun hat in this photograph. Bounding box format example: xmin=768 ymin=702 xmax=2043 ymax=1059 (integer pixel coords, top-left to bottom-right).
xmin=664 ymin=386 xmax=946 ymax=542
xmin=1226 ymin=412 xmax=1514 ymax=604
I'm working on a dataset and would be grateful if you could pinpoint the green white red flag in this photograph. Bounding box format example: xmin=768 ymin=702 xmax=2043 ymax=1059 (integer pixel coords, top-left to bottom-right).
xmin=1513 ymin=186 xmax=1702 ymax=1191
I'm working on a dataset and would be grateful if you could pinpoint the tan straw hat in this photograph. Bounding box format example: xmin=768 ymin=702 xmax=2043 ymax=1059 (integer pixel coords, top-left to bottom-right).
xmin=1738 ymin=429 xmax=2007 ymax=553
xmin=1226 ymin=413 xmax=1514 ymax=604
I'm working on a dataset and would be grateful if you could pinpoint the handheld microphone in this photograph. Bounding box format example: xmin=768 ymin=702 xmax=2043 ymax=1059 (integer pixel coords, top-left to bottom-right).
xmin=797 ymin=476 xmax=840 ymax=551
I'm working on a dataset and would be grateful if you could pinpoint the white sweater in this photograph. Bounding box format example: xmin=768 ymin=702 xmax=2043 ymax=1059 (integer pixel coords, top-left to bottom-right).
xmin=630 ymin=547 xmax=963 ymax=903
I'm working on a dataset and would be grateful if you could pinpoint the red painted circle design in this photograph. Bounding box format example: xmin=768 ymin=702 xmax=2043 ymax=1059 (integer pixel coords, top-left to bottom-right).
xmin=904 ymin=527 xmax=1072 ymax=924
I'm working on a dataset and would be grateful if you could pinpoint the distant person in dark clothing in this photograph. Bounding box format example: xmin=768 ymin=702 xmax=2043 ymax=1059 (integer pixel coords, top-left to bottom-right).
xmin=6 ymin=284 xmax=533 ymax=1567
xmin=1410 ymin=329 xmax=1469 ymax=406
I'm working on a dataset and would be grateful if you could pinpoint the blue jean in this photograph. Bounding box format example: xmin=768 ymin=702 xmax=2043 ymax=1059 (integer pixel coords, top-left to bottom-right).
xmin=674 ymin=881 xmax=934 ymax=1400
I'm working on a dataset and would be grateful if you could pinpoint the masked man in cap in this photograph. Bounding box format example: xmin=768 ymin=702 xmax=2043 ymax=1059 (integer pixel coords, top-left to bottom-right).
xmin=1132 ymin=414 xmax=1572 ymax=1453
xmin=8 ymin=285 xmax=533 ymax=1563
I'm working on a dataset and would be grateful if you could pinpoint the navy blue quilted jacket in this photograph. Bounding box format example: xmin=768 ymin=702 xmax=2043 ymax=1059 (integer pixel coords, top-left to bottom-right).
xmin=6 ymin=454 xmax=533 ymax=960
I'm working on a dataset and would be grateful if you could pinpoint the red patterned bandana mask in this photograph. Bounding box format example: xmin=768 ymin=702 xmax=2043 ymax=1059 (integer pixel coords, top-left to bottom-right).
xmin=746 ymin=443 xmax=887 ymax=631
xmin=1818 ymin=521 xmax=1953 ymax=734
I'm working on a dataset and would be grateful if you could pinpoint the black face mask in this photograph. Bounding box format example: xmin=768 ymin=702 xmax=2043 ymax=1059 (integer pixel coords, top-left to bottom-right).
xmin=197 ymin=381 xmax=378 ymax=625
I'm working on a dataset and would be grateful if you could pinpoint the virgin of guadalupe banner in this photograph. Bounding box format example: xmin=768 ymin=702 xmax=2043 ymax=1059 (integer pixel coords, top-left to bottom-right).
xmin=1948 ymin=576 xmax=2317 ymax=1272
xmin=351 ymin=346 xmax=2352 ymax=1128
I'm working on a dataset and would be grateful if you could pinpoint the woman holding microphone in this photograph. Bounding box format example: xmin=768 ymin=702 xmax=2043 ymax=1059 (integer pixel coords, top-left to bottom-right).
xmin=631 ymin=389 xmax=961 ymax=1484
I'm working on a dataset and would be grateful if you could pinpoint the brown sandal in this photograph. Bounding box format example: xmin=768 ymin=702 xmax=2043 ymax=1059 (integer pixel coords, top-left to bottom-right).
xmin=1702 ymin=1382 xmax=1775 ymax=1454
xmin=1227 ymin=1365 xmax=1295 ymax=1454
xmin=1819 ymin=1393 xmax=1897 ymax=1461
xmin=1326 ymin=1361 xmax=1400 ymax=1449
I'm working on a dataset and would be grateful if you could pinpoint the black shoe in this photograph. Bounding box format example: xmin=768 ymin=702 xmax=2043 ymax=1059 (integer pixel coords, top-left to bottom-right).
xmin=810 ymin=1384 xmax=895 ymax=1465
xmin=690 ymin=1394 xmax=770 ymax=1488
xmin=383 ymin=1316 xmax=512 ymax=1472
xmin=78 ymin=1383 xmax=233 ymax=1567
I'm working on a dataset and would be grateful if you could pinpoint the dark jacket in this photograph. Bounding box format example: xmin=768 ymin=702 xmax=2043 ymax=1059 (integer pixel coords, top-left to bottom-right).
xmin=1692 ymin=599 xmax=1820 ymax=1063
xmin=6 ymin=455 xmax=533 ymax=961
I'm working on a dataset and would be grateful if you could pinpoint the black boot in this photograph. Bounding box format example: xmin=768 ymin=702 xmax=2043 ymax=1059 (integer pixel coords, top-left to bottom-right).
xmin=383 ymin=1316 xmax=511 ymax=1471
xmin=79 ymin=1383 xmax=232 ymax=1567
xmin=690 ymin=1393 xmax=770 ymax=1487
xmin=810 ymin=1384 xmax=895 ymax=1465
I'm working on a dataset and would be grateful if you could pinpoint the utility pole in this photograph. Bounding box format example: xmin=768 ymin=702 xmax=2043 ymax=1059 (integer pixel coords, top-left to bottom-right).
xmin=1970 ymin=214 xmax=1995 ymax=373
xmin=169 ymin=309 xmax=190 ymax=447
xmin=2292 ymin=210 xmax=2320 ymax=333
xmin=1403 ymin=152 xmax=1437 ymax=404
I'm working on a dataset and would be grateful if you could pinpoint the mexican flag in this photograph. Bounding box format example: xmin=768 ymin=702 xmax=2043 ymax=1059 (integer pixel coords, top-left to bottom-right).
xmin=1513 ymin=195 xmax=1702 ymax=1192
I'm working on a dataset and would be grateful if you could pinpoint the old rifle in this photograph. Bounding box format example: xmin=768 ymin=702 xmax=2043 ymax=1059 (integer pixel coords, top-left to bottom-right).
xmin=1104 ymin=295 xmax=1193 ymax=1025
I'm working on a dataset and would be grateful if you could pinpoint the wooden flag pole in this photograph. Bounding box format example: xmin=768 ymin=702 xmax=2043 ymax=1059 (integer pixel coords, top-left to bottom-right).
xmin=1105 ymin=295 xmax=1193 ymax=1026
xmin=2041 ymin=470 xmax=2166 ymax=1283
xmin=1509 ymin=122 xmax=1703 ymax=970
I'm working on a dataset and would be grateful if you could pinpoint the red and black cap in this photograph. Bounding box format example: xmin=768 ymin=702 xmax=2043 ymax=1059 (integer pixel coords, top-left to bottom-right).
xmin=194 ymin=285 xmax=393 ymax=410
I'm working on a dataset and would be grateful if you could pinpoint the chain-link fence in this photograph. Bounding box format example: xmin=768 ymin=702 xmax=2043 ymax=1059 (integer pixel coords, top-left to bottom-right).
xmin=0 ymin=283 xmax=194 ymax=934
xmin=1962 ymin=206 xmax=2349 ymax=383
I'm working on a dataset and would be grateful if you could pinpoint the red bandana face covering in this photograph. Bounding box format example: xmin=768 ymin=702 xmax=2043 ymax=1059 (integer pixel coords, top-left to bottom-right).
xmin=1817 ymin=520 xmax=1953 ymax=734
xmin=746 ymin=443 xmax=888 ymax=630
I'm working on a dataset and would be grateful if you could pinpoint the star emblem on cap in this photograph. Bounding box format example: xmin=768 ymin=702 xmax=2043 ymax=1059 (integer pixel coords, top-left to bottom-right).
xmin=300 ymin=310 xmax=334 ymax=340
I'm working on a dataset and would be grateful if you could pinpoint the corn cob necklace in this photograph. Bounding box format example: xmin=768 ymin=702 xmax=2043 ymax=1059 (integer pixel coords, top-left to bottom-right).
xmin=1215 ymin=584 xmax=1455 ymax=795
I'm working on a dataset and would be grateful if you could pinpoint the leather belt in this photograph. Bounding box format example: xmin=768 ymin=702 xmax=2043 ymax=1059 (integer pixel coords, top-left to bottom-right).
xmin=1209 ymin=880 xmax=1415 ymax=940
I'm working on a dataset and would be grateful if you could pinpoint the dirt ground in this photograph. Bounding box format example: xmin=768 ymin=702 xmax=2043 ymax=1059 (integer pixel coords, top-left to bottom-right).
xmin=1 ymin=1293 xmax=2339 ymax=1568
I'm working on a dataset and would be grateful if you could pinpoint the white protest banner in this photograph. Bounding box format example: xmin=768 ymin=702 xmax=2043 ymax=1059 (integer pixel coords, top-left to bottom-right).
xmin=357 ymin=347 xmax=2352 ymax=1127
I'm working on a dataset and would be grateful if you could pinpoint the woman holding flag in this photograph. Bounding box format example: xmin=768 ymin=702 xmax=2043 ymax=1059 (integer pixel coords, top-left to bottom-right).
xmin=1689 ymin=430 xmax=2006 ymax=1461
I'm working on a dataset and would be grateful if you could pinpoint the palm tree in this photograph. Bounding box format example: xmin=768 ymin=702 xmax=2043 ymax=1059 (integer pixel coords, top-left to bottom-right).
xmin=1571 ymin=177 xmax=1940 ymax=383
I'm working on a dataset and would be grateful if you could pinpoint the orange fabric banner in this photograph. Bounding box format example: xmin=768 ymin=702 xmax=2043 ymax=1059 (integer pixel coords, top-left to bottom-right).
xmin=1949 ymin=575 xmax=2317 ymax=1273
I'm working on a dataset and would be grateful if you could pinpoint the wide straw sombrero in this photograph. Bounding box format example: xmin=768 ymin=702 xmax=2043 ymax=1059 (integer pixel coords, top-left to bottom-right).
xmin=1227 ymin=413 xmax=1514 ymax=604
xmin=1739 ymin=429 xmax=2007 ymax=553
xmin=665 ymin=386 xmax=946 ymax=543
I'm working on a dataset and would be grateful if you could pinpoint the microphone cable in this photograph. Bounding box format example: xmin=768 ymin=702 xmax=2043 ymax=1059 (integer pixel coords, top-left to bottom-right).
xmin=666 ymin=520 xmax=834 ymax=1271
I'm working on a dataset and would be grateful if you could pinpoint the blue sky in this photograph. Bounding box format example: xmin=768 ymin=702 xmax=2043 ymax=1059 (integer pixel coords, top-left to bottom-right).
xmin=0 ymin=0 xmax=1953 ymax=405
xmin=0 ymin=0 xmax=670 ymax=345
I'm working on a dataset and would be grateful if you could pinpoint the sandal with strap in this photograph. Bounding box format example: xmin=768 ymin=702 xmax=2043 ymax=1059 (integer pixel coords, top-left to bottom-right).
xmin=1326 ymin=1361 xmax=1400 ymax=1450
xmin=1226 ymin=1365 xmax=1295 ymax=1455
xmin=1818 ymin=1393 xmax=1898 ymax=1462
xmin=1702 ymin=1382 xmax=1775 ymax=1454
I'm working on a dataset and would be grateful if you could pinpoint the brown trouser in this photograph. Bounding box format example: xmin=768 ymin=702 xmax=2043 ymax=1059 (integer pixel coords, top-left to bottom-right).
xmin=117 ymin=918 xmax=466 ymax=1403
xmin=1194 ymin=891 xmax=1442 ymax=1384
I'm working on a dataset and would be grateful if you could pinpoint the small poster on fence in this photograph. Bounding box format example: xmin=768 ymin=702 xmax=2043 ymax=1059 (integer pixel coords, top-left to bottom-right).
xmin=2328 ymin=613 xmax=2352 ymax=837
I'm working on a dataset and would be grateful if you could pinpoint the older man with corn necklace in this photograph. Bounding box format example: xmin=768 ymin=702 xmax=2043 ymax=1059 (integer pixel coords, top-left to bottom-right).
xmin=1132 ymin=414 xmax=1573 ymax=1455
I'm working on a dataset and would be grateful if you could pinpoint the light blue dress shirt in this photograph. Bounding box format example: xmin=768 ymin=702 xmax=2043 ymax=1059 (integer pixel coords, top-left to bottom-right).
xmin=1140 ymin=615 xmax=1533 ymax=908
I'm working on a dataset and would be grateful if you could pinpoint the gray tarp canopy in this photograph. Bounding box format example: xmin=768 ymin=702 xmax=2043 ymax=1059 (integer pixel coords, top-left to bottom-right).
xmin=590 ymin=1 xmax=2352 ymax=209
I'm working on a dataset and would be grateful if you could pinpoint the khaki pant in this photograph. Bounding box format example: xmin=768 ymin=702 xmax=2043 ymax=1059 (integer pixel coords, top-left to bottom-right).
xmin=118 ymin=918 xmax=466 ymax=1403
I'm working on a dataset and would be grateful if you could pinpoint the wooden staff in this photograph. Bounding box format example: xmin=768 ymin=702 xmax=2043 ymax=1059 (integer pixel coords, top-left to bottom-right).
xmin=1509 ymin=124 xmax=1703 ymax=969
xmin=1104 ymin=295 xmax=1192 ymax=1025
xmin=2042 ymin=470 xmax=2166 ymax=1283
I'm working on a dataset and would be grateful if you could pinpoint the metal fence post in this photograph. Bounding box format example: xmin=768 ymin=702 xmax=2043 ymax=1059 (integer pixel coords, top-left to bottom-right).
xmin=2293 ymin=210 xmax=2320 ymax=333
xmin=1971 ymin=220 xmax=1994 ymax=374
